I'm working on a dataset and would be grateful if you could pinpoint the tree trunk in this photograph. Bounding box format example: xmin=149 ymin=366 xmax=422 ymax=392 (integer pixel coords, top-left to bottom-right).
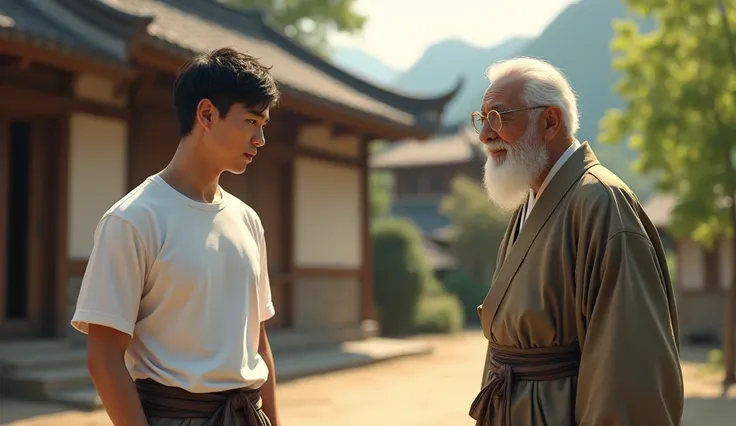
xmin=716 ymin=0 xmax=736 ymax=394
xmin=723 ymin=203 xmax=736 ymax=393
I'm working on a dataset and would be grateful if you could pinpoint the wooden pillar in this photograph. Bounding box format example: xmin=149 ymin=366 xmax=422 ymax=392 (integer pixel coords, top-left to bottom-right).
xmin=54 ymin=117 xmax=71 ymax=337
xmin=360 ymin=137 xmax=374 ymax=321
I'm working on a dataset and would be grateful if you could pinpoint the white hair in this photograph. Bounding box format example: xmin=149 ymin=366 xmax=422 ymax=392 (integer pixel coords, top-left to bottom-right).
xmin=486 ymin=57 xmax=579 ymax=139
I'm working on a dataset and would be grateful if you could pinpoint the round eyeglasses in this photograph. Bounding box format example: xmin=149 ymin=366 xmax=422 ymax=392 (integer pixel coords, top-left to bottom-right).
xmin=470 ymin=106 xmax=549 ymax=133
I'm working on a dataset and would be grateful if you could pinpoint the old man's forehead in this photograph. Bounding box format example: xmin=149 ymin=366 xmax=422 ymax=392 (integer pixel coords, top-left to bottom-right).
xmin=481 ymin=78 xmax=524 ymax=111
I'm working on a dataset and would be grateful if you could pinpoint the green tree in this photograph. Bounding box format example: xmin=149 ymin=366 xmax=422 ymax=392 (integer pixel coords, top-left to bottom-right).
xmin=225 ymin=0 xmax=366 ymax=55
xmin=599 ymin=0 xmax=736 ymax=390
xmin=440 ymin=175 xmax=509 ymax=287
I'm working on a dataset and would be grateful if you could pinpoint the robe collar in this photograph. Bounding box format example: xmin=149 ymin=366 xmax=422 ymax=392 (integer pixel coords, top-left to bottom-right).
xmin=479 ymin=142 xmax=601 ymax=341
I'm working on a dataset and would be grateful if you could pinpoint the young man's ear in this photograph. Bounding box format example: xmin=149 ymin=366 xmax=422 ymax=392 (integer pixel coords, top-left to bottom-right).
xmin=196 ymin=99 xmax=216 ymax=130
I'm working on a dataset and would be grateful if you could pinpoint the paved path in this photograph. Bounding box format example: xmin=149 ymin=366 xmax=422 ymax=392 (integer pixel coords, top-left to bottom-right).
xmin=2 ymin=331 xmax=734 ymax=426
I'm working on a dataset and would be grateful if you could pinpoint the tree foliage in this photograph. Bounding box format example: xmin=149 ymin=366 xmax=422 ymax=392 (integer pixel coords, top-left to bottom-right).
xmin=372 ymin=218 xmax=432 ymax=336
xmin=225 ymin=0 xmax=366 ymax=55
xmin=599 ymin=0 xmax=736 ymax=246
xmin=369 ymin=141 xmax=393 ymax=219
xmin=600 ymin=0 xmax=736 ymax=388
xmin=440 ymin=175 xmax=509 ymax=286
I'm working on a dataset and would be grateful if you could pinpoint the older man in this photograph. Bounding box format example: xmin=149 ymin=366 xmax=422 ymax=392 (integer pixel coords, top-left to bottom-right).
xmin=469 ymin=57 xmax=683 ymax=426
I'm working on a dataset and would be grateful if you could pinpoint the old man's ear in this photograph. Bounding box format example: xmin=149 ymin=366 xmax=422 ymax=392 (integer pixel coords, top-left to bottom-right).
xmin=542 ymin=106 xmax=563 ymax=140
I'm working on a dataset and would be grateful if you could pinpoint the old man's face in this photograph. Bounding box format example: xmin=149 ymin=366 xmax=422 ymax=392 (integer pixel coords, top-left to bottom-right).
xmin=478 ymin=79 xmax=549 ymax=211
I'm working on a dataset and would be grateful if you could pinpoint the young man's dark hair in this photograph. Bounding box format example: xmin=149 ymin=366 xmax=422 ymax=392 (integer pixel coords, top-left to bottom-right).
xmin=173 ymin=47 xmax=281 ymax=138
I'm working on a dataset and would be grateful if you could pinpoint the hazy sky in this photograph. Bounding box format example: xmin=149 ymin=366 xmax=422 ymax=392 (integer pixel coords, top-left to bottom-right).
xmin=329 ymin=0 xmax=577 ymax=70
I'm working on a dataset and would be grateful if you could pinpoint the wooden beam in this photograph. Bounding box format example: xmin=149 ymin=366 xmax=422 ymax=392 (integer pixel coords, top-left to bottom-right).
xmin=0 ymin=38 xmax=136 ymax=81
xmin=295 ymin=147 xmax=360 ymax=167
xmin=132 ymin=44 xmax=188 ymax=74
xmin=292 ymin=267 xmax=362 ymax=279
xmin=278 ymin=93 xmax=424 ymax=142
xmin=0 ymin=85 xmax=129 ymax=119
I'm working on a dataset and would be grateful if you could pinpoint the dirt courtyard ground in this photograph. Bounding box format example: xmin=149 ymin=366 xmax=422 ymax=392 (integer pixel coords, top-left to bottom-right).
xmin=1 ymin=331 xmax=734 ymax=426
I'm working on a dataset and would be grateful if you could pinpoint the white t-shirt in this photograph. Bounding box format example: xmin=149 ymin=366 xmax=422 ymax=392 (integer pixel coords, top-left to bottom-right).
xmin=71 ymin=174 xmax=275 ymax=393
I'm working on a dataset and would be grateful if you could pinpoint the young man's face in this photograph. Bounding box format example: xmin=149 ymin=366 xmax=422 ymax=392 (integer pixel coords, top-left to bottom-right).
xmin=202 ymin=101 xmax=270 ymax=175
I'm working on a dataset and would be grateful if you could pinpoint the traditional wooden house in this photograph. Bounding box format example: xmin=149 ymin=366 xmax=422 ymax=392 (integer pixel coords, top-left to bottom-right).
xmin=643 ymin=193 xmax=733 ymax=344
xmin=0 ymin=0 xmax=458 ymax=402
xmin=370 ymin=125 xmax=484 ymax=236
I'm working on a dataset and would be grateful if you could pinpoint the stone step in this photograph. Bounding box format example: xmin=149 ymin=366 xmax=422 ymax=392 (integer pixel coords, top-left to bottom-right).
xmin=0 ymin=335 xmax=431 ymax=409
xmin=1 ymin=366 xmax=93 ymax=399
xmin=47 ymin=387 xmax=102 ymax=409
xmin=1 ymin=347 xmax=87 ymax=375
xmin=0 ymin=339 xmax=71 ymax=358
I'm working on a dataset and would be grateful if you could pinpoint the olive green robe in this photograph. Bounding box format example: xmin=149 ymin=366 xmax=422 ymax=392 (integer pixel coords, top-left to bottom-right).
xmin=475 ymin=142 xmax=684 ymax=425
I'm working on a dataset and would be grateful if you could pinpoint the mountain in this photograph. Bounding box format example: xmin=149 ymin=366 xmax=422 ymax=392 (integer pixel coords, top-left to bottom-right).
xmin=393 ymin=37 xmax=531 ymax=125
xmin=331 ymin=46 xmax=400 ymax=86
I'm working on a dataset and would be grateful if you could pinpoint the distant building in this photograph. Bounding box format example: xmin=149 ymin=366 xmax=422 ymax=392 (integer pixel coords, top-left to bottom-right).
xmin=371 ymin=125 xmax=484 ymax=228
xmin=370 ymin=125 xmax=484 ymax=273
xmin=643 ymin=193 xmax=733 ymax=344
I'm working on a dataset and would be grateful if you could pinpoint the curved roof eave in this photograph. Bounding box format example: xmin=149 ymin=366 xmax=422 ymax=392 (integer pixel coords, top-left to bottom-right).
xmin=192 ymin=0 xmax=462 ymax=111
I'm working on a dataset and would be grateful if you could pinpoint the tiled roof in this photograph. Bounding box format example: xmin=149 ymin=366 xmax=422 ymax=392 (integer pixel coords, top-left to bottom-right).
xmin=0 ymin=0 xmax=461 ymax=134
xmin=0 ymin=0 xmax=120 ymax=63
xmin=371 ymin=126 xmax=485 ymax=169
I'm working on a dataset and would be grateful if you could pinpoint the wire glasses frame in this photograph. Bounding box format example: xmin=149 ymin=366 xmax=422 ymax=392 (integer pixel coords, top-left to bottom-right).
xmin=470 ymin=106 xmax=548 ymax=133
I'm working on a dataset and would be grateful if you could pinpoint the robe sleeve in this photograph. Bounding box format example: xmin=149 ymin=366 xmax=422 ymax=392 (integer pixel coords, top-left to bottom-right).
xmin=575 ymin=231 xmax=683 ymax=426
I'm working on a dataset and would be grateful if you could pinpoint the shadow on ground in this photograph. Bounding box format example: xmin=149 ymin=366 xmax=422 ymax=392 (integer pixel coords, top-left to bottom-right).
xmin=683 ymin=396 xmax=736 ymax=426
xmin=0 ymin=399 xmax=89 ymax=425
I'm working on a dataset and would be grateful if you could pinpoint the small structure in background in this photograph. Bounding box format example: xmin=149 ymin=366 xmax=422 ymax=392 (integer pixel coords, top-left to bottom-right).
xmin=370 ymin=125 xmax=484 ymax=272
xmin=643 ymin=193 xmax=732 ymax=345
xmin=0 ymin=0 xmax=460 ymax=405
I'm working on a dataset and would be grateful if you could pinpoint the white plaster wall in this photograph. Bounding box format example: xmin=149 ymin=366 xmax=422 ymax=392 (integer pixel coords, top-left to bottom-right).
xmin=297 ymin=124 xmax=361 ymax=158
xmin=719 ymin=236 xmax=734 ymax=290
xmin=294 ymin=157 xmax=361 ymax=268
xmin=679 ymin=239 xmax=704 ymax=291
xmin=68 ymin=113 xmax=127 ymax=258
xmin=73 ymin=74 xmax=126 ymax=107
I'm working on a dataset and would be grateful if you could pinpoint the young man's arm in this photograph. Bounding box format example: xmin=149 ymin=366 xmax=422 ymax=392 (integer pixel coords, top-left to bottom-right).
xmin=87 ymin=324 xmax=148 ymax=426
xmin=71 ymin=214 xmax=149 ymax=426
xmin=258 ymin=323 xmax=279 ymax=425
xmin=255 ymin=217 xmax=278 ymax=425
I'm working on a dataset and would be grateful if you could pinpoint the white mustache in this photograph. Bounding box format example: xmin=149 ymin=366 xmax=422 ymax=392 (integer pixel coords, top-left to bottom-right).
xmin=484 ymin=141 xmax=510 ymax=153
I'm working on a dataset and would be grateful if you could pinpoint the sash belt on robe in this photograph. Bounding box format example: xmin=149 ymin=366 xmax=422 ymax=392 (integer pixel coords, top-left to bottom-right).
xmin=136 ymin=378 xmax=271 ymax=426
xmin=469 ymin=342 xmax=581 ymax=426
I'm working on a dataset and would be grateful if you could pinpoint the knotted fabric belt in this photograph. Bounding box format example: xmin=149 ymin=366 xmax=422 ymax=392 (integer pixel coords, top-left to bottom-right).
xmin=469 ymin=342 xmax=581 ymax=426
xmin=136 ymin=378 xmax=271 ymax=426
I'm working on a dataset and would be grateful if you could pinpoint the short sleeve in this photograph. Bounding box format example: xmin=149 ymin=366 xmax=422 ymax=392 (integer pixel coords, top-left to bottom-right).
xmin=258 ymin=227 xmax=276 ymax=322
xmin=71 ymin=214 xmax=148 ymax=337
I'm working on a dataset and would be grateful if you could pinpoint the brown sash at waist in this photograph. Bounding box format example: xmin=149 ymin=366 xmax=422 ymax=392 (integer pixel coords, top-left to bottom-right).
xmin=136 ymin=379 xmax=270 ymax=426
xmin=468 ymin=342 xmax=581 ymax=426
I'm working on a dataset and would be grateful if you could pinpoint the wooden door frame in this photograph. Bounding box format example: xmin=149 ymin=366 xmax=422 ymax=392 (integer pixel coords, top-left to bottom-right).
xmin=0 ymin=115 xmax=65 ymax=340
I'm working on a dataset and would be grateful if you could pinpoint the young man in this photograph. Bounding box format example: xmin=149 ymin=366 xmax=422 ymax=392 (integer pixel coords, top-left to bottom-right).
xmin=71 ymin=48 xmax=282 ymax=426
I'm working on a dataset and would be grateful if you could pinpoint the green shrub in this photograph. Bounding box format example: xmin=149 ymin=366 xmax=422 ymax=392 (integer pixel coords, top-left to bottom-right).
xmin=441 ymin=269 xmax=489 ymax=325
xmin=413 ymin=293 xmax=465 ymax=334
xmin=372 ymin=218 xmax=434 ymax=336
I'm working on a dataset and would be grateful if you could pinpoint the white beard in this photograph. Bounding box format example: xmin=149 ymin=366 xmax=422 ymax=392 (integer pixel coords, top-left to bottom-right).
xmin=482 ymin=126 xmax=549 ymax=212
